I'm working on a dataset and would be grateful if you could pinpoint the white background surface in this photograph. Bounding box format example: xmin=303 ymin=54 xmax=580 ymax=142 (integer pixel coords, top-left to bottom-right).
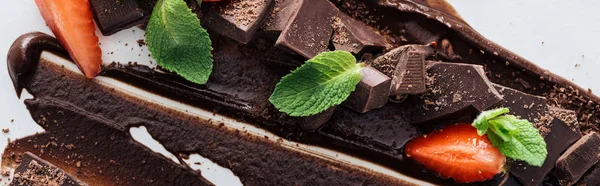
xmin=0 ymin=0 xmax=599 ymax=185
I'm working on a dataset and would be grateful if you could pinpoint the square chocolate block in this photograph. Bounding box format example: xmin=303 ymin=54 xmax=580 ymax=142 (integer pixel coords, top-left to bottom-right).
xmin=342 ymin=66 xmax=391 ymax=113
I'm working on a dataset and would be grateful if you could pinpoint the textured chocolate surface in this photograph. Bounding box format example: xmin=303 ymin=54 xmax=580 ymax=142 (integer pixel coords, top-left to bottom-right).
xmin=275 ymin=0 xmax=337 ymax=58
xmin=10 ymin=152 xmax=85 ymax=186
xmin=555 ymin=132 xmax=600 ymax=185
xmin=89 ymin=0 xmax=145 ymax=35
xmin=578 ymin=164 xmax=600 ymax=186
xmin=332 ymin=12 xmax=386 ymax=54
xmin=202 ymin=0 xmax=275 ymax=44
xmin=341 ymin=66 xmax=391 ymax=113
xmin=262 ymin=0 xmax=300 ymax=35
xmin=391 ymin=52 xmax=426 ymax=95
xmin=4 ymin=99 xmax=213 ymax=186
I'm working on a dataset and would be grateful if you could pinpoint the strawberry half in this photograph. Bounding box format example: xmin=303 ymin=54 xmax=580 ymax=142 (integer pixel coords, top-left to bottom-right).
xmin=405 ymin=123 xmax=506 ymax=183
xmin=35 ymin=0 xmax=102 ymax=78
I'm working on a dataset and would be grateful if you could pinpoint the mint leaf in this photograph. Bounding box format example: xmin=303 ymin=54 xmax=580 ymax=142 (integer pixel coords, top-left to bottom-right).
xmin=473 ymin=108 xmax=547 ymax=167
xmin=473 ymin=107 xmax=509 ymax=135
xmin=146 ymin=0 xmax=213 ymax=84
xmin=269 ymin=51 xmax=364 ymax=117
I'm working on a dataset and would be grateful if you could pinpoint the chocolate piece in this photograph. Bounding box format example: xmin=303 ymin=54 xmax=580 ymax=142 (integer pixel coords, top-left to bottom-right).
xmin=390 ymin=52 xmax=426 ymax=95
xmin=401 ymin=62 xmax=503 ymax=124
xmin=369 ymin=45 xmax=433 ymax=95
xmin=555 ymin=132 xmax=600 ymax=185
xmin=341 ymin=66 xmax=391 ymax=113
xmin=578 ymin=164 xmax=600 ymax=186
xmin=298 ymin=106 xmax=336 ymax=132
xmin=89 ymin=0 xmax=145 ymax=35
xmin=493 ymin=84 xmax=552 ymax=135
xmin=202 ymin=0 xmax=275 ymax=44
xmin=332 ymin=12 xmax=386 ymax=54
xmin=7 ymin=32 xmax=67 ymax=97
xmin=275 ymin=0 xmax=337 ymax=58
xmin=510 ymin=118 xmax=582 ymax=186
xmin=261 ymin=0 xmax=301 ymax=35
xmin=10 ymin=152 xmax=85 ymax=186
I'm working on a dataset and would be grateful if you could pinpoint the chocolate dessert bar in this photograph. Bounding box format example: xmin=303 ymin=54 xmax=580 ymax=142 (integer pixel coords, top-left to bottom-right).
xmin=7 ymin=0 xmax=600 ymax=185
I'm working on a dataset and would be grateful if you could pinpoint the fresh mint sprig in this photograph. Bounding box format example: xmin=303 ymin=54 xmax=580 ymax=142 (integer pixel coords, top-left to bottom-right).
xmin=473 ymin=108 xmax=548 ymax=167
xmin=269 ymin=51 xmax=364 ymax=117
xmin=146 ymin=0 xmax=213 ymax=84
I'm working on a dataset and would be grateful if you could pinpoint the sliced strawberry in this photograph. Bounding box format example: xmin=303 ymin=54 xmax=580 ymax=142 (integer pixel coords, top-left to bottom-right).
xmin=405 ymin=124 xmax=506 ymax=183
xmin=35 ymin=0 xmax=102 ymax=78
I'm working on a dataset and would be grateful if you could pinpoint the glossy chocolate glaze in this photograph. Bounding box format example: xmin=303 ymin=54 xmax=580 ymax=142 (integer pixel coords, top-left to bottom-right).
xmin=7 ymin=32 xmax=67 ymax=97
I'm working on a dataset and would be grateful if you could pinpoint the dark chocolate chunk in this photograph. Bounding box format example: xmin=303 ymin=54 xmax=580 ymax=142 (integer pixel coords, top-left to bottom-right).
xmin=510 ymin=118 xmax=582 ymax=186
xmin=275 ymin=0 xmax=337 ymax=58
xmin=401 ymin=62 xmax=503 ymax=124
xmin=370 ymin=45 xmax=432 ymax=75
xmin=89 ymin=0 xmax=145 ymax=35
xmin=555 ymin=132 xmax=600 ymax=185
xmin=261 ymin=0 xmax=301 ymax=35
xmin=493 ymin=84 xmax=552 ymax=135
xmin=578 ymin=164 xmax=600 ymax=186
xmin=10 ymin=152 xmax=85 ymax=186
xmin=390 ymin=52 xmax=426 ymax=95
xmin=298 ymin=106 xmax=336 ymax=132
xmin=7 ymin=32 xmax=68 ymax=98
xmin=341 ymin=66 xmax=391 ymax=113
xmin=332 ymin=12 xmax=386 ymax=54
xmin=202 ymin=0 xmax=275 ymax=44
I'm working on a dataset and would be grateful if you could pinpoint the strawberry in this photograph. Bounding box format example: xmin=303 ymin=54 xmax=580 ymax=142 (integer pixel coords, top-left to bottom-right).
xmin=405 ymin=123 xmax=506 ymax=183
xmin=35 ymin=0 xmax=102 ymax=78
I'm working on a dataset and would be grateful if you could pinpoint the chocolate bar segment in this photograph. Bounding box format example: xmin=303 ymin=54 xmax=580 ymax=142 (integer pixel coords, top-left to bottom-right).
xmin=341 ymin=66 xmax=391 ymax=113
xmin=10 ymin=152 xmax=85 ymax=186
xmin=390 ymin=52 xmax=426 ymax=95
xmin=555 ymin=132 xmax=600 ymax=185
xmin=89 ymin=0 xmax=145 ymax=35
xmin=401 ymin=62 xmax=503 ymax=124
xmin=202 ymin=0 xmax=275 ymax=44
xmin=369 ymin=45 xmax=432 ymax=96
xmin=262 ymin=0 xmax=301 ymax=35
xmin=275 ymin=0 xmax=337 ymax=58
xmin=332 ymin=12 xmax=386 ymax=54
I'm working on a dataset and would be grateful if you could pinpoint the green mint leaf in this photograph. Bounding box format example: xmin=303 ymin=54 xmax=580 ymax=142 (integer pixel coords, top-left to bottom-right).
xmin=269 ymin=51 xmax=364 ymax=117
xmin=146 ymin=0 xmax=213 ymax=84
xmin=488 ymin=117 xmax=547 ymax=166
xmin=473 ymin=107 xmax=547 ymax=167
xmin=473 ymin=108 xmax=510 ymax=135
